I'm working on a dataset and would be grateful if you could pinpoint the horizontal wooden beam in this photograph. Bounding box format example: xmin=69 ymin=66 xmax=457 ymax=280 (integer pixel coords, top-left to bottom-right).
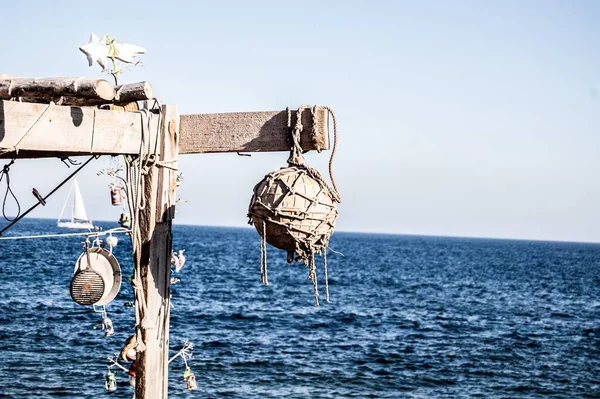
xmin=0 ymin=100 xmax=160 ymax=158
xmin=0 ymin=101 xmax=330 ymax=159
xmin=179 ymin=108 xmax=329 ymax=154
xmin=0 ymin=77 xmax=115 ymax=102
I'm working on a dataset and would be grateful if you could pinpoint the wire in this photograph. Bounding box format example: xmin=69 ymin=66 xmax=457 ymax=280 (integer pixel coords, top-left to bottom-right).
xmin=0 ymin=155 xmax=99 ymax=237
xmin=0 ymin=227 xmax=130 ymax=241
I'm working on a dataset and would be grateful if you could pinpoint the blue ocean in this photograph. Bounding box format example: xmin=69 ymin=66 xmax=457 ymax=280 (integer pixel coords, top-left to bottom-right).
xmin=0 ymin=218 xmax=599 ymax=398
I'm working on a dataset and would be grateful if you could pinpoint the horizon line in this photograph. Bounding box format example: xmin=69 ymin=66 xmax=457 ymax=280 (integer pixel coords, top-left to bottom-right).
xmin=4 ymin=216 xmax=599 ymax=246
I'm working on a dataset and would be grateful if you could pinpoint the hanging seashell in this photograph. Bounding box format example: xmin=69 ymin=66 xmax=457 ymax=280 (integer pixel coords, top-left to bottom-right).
xmin=171 ymin=249 xmax=186 ymax=272
xmin=120 ymin=334 xmax=137 ymax=362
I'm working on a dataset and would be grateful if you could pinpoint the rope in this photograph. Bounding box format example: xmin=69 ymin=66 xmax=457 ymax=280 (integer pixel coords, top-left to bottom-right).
xmin=0 ymin=160 xmax=20 ymax=221
xmin=125 ymin=107 xmax=164 ymax=354
xmin=285 ymin=107 xmax=341 ymax=203
xmin=324 ymin=250 xmax=330 ymax=303
xmin=0 ymin=155 xmax=98 ymax=237
xmin=319 ymin=106 xmax=341 ymax=202
xmin=260 ymin=219 xmax=269 ymax=285
xmin=308 ymin=252 xmax=319 ymax=307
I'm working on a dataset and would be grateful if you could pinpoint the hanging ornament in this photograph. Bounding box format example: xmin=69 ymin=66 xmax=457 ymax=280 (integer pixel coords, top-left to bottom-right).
xmin=70 ymin=242 xmax=122 ymax=306
xmin=247 ymin=106 xmax=341 ymax=306
xmin=184 ymin=367 xmax=197 ymax=390
xmin=94 ymin=304 xmax=115 ymax=336
xmin=70 ymin=240 xmax=106 ymax=306
xmin=102 ymin=315 xmax=114 ymax=337
xmin=171 ymin=249 xmax=186 ymax=272
xmin=105 ymin=234 xmax=118 ymax=249
xmin=169 ymin=341 xmax=196 ymax=390
xmin=105 ymin=368 xmax=117 ymax=392
xmin=118 ymin=212 xmax=131 ymax=229
xmin=110 ymin=186 xmax=123 ymax=206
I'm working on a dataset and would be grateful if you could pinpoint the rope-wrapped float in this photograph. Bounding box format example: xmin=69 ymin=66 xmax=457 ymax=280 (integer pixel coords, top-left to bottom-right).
xmin=248 ymin=106 xmax=341 ymax=306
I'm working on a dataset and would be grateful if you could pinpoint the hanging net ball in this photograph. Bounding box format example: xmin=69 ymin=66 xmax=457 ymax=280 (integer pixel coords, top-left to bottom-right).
xmin=247 ymin=106 xmax=341 ymax=306
xmin=248 ymin=166 xmax=338 ymax=261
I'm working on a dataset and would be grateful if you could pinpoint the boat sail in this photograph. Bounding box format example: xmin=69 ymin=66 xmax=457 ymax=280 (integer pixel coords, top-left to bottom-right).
xmin=57 ymin=180 xmax=94 ymax=229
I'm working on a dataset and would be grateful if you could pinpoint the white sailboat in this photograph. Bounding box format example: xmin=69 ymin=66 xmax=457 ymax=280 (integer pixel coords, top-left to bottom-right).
xmin=57 ymin=180 xmax=94 ymax=229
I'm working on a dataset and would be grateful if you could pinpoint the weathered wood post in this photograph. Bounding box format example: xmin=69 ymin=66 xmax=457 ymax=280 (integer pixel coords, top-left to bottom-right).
xmin=134 ymin=105 xmax=179 ymax=398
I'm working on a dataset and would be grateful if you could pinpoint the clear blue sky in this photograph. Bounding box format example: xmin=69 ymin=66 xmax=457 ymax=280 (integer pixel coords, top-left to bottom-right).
xmin=2 ymin=0 xmax=599 ymax=242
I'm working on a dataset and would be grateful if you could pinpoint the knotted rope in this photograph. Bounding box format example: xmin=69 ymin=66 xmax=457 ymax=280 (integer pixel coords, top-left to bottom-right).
xmin=257 ymin=106 xmax=340 ymax=305
xmin=260 ymin=220 xmax=269 ymax=285
xmin=286 ymin=106 xmax=341 ymax=203
xmin=125 ymin=108 xmax=157 ymax=354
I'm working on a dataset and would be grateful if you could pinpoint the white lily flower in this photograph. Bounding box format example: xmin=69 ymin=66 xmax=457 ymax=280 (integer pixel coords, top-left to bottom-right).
xmin=79 ymin=33 xmax=109 ymax=70
xmin=113 ymin=42 xmax=147 ymax=64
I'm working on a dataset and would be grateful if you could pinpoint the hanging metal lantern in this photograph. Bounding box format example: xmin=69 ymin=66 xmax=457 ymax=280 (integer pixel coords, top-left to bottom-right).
xmin=70 ymin=247 xmax=121 ymax=306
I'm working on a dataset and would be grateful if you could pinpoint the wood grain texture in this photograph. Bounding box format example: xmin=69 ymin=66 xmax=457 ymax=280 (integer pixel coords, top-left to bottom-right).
xmin=0 ymin=100 xmax=159 ymax=158
xmin=48 ymin=82 xmax=152 ymax=107
xmin=134 ymin=105 xmax=178 ymax=399
xmin=0 ymin=101 xmax=329 ymax=159
xmin=0 ymin=77 xmax=115 ymax=101
xmin=115 ymin=81 xmax=153 ymax=103
xmin=179 ymin=107 xmax=329 ymax=154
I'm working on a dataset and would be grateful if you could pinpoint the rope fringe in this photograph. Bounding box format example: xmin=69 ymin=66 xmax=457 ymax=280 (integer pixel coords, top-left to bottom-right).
xmin=260 ymin=220 xmax=269 ymax=285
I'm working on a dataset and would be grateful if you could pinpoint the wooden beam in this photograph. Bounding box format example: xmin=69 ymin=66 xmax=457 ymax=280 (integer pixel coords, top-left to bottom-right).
xmin=134 ymin=104 xmax=178 ymax=399
xmin=179 ymin=108 xmax=329 ymax=153
xmin=0 ymin=100 xmax=160 ymax=158
xmin=115 ymin=81 xmax=153 ymax=103
xmin=0 ymin=77 xmax=115 ymax=101
xmin=0 ymin=101 xmax=329 ymax=158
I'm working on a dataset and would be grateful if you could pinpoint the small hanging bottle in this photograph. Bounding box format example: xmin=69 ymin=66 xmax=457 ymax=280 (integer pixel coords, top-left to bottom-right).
xmin=184 ymin=367 xmax=197 ymax=390
xmin=105 ymin=369 xmax=117 ymax=392
xmin=110 ymin=186 xmax=123 ymax=206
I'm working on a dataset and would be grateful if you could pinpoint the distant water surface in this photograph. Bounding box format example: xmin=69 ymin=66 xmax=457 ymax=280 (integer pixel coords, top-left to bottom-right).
xmin=0 ymin=218 xmax=599 ymax=398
